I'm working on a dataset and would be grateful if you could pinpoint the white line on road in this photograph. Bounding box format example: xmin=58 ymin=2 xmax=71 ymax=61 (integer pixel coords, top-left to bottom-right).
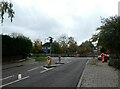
xmin=76 ymin=60 xmax=88 ymax=88
xmin=40 ymin=68 xmax=54 ymax=73
xmin=41 ymin=66 xmax=48 ymax=70
xmin=40 ymin=70 xmax=49 ymax=73
xmin=0 ymin=75 xmax=14 ymax=81
xmin=67 ymin=61 xmax=71 ymax=63
xmin=27 ymin=67 xmax=39 ymax=72
xmin=0 ymin=76 xmax=29 ymax=88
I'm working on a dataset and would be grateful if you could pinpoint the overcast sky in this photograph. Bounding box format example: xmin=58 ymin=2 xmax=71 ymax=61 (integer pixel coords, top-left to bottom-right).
xmin=1 ymin=0 xmax=119 ymax=45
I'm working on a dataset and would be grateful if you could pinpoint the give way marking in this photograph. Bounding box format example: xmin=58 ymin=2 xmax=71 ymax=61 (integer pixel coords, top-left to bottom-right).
xmin=40 ymin=66 xmax=54 ymax=73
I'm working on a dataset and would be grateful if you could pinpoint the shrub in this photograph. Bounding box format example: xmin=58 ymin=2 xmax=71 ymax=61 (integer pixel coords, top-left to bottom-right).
xmin=108 ymin=59 xmax=120 ymax=70
xmin=2 ymin=34 xmax=32 ymax=62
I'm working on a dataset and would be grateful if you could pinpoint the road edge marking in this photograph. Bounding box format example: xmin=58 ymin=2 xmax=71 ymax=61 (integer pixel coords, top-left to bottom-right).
xmin=76 ymin=60 xmax=89 ymax=88
xmin=0 ymin=76 xmax=29 ymax=88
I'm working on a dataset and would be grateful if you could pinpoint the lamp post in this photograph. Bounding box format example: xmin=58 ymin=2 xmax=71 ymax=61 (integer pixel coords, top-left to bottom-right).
xmin=49 ymin=37 xmax=54 ymax=56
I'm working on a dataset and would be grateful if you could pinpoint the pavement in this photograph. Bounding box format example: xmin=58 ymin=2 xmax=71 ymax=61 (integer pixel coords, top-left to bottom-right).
xmin=77 ymin=58 xmax=119 ymax=88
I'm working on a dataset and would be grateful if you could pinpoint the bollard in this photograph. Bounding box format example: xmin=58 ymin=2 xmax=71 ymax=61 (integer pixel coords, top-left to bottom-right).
xmin=18 ymin=74 xmax=22 ymax=80
xmin=58 ymin=55 xmax=61 ymax=63
xmin=47 ymin=56 xmax=51 ymax=66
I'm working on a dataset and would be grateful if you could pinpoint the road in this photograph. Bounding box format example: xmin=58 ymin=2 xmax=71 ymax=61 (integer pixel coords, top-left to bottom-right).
xmin=1 ymin=57 xmax=89 ymax=88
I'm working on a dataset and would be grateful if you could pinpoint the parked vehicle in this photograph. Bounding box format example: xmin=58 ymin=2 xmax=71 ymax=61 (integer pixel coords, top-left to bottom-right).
xmin=98 ymin=54 xmax=102 ymax=60
xmin=98 ymin=53 xmax=110 ymax=61
xmin=105 ymin=54 xmax=110 ymax=60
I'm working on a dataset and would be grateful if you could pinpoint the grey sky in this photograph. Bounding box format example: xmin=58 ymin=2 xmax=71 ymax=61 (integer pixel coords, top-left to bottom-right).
xmin=1 ymin=0 xmax=119 ymax=45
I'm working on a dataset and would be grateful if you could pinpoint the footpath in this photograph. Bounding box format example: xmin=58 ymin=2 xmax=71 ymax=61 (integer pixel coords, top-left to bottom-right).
xmin=78 ymin=58 xmax=119 ymax=88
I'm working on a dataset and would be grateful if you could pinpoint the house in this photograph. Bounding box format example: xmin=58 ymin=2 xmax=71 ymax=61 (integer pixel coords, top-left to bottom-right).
xmin=42 ymin=42 xmax=51 ymax=53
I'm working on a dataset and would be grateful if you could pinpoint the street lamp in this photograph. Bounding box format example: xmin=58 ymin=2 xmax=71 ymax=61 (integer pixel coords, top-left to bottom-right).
xmin=49 ymin=37 xmax=54 ymax=56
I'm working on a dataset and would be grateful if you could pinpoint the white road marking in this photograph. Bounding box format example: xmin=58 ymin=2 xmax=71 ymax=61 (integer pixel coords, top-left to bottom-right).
xmin=0 ymin=76 xmax=29 ymax=88
xmin=86 ymin=60 xmax=89 ymax=65
xmin=27 ymin=67 xmax=39 ymax=72
xmin=0 ymin=75 xmax=14 ymax=81
xmin=41 ymin=66 xmax=48 ymax=70
xmin=40 ymin=70 xmax=48 ymax=73
xmin=40 ymin=68 xmax=54 ymax=73
xmin=67 ymin=61 xmax=71 ymax=63
xmin=76 ymin=60 xmax=88 ymax=88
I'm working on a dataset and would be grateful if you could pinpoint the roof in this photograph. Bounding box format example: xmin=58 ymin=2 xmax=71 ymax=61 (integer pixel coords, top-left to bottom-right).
xmin=42 ymin=42 xmax=51 ymax=47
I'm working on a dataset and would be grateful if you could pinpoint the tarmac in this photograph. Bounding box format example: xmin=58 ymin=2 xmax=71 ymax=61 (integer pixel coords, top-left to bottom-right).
xmin=2 ymin=57 xmax=37 ymax=70
xmin=2 ymin=57 xmax=120 ymax=88
xmin=77 ymin=58 xmax=119 ymax=88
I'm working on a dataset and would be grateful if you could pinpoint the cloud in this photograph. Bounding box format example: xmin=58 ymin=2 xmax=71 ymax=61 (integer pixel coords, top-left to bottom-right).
xmin=2 ymin=0 xmax=119 ymax=45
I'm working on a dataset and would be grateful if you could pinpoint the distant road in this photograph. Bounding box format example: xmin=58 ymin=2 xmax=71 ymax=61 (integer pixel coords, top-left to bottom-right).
xmin=1 ymin=57 xmax=89 ymax=88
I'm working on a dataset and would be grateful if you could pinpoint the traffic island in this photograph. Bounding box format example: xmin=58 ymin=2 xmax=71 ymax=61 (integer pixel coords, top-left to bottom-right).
xmin=55 ymin=62 xmax=64 ymax=64
xmin=43 ymin=65 xmax=56 ymax=68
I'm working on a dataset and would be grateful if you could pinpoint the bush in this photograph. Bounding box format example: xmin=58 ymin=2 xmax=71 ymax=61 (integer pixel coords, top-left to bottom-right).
xmin=2 ymin=34 xmax=32 ymax=62
xmin=108 ymin=59 xmax=120 ymax=70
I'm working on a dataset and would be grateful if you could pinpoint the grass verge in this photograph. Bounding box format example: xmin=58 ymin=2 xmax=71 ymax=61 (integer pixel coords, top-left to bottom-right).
xmin=87 ymin=58 xmax=98 ymax=65
xmin=34 ymin=57 xmax=47 ymax=62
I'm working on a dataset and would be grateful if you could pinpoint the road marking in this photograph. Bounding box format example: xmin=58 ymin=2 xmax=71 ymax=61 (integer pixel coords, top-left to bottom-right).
xmin=41 ymin=66 xmax=48 ymax=70
xmin=27 ymin=67 xmax=39 ymax=72
xmin=67 ymin=61 xmax=71 ymax=63
xmin=76 ymin=71 xmax=84 ymax=89
xmin=76 ymin=60 xmax=88 ymax=88
xmin=0 ymin=76 xmax=29 ymax=88
xmin=40 ymin=68 xmax=54 ymax=73
xmin=86 ymin=60 xmax=89 ymax=65
xmin=0 ymin=75 xmax=14 ymax=81
xmin=40 ymin=70 xmax=48 ymax=73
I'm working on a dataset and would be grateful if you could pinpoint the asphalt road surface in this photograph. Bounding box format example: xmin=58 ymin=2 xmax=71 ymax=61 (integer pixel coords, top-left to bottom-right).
xmin=1 ymin=57 xmax=89 ymax=88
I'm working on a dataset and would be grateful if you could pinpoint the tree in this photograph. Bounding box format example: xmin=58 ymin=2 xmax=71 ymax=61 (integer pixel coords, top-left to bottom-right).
xmin=2 ymin=33 xmax=32 ymax=62
xmin=32 ymin=39 xmax=44 ymax=53
xmin=90 ymin=34 xmax=99 ymax=43
xmin=51 ymin=41 xmax=62 ymax=54
xmin=58 ymin=34 xmax=69 ymax=54
xmin=78 ymin=41 xmax=94 ymax=55
xmin=68 ymin=37 xmax=79 ymax=53
xmin=0 ymin=1 xmax=15 ymax=23
xmin=92 ymin=16 xmax=120 ymax=58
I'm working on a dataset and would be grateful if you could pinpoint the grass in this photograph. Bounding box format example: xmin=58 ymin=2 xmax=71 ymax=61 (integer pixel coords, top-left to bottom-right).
xmin=87 ymin=58 xmax=98 ymax=65
xmin=34 ymin=57 xmax=47 ymax=62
